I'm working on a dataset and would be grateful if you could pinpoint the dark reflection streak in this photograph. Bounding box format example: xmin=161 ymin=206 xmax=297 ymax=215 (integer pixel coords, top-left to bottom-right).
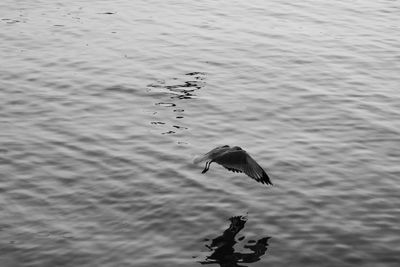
xmin=147 ymin=72 xmax=205 ymax=101
xmin=147 ymin=72 xmax=206 ymax=134
xmin=199 ymin=216 xmax=271 ymax=267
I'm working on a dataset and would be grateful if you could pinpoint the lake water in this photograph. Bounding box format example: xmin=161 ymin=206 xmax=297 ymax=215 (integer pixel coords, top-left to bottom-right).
xmin=1 ymin=0 xmax=399 ymax=266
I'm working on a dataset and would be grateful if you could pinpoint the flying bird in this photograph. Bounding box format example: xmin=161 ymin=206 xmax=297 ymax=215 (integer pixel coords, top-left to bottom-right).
xmin=193 ymin=145 xmax=272 ymax=185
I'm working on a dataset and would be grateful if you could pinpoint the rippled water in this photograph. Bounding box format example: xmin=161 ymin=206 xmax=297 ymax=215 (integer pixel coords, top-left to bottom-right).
xmin=1 ymin=0 xmax=400 ymax=266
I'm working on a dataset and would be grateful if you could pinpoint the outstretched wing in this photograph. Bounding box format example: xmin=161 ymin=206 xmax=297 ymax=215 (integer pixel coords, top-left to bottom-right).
xmin=244 ymin=153 xmax=272 ymax=185
xmin=214 ymin=150 xmax=272 ymax=185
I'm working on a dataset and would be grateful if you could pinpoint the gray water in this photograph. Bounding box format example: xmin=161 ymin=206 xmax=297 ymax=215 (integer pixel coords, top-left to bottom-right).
xmin=1 ymin=0 xmax=400 ymax=266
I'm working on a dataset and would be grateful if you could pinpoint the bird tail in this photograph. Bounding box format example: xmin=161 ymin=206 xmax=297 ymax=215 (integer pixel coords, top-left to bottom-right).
xmin=193 ymin=154 xmax=207 ymax=164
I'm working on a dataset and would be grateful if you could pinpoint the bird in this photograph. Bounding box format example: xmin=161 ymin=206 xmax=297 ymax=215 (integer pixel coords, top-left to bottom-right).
xmin=193 ymin=145 xmax=272 ymax=185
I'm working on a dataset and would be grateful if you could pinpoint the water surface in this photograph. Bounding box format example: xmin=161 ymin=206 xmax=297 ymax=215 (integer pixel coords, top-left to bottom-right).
xmin=1 ymin=0 xmax=400 ymax=266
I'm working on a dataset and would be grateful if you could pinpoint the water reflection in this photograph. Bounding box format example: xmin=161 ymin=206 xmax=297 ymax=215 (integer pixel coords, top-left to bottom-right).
xmin=148 ymin=71 xmax=206 ymax=100
xmin=147 ymin=72 xmax=206 ymax=141
xmin=199 ymin=216 xmax=271 ymax=267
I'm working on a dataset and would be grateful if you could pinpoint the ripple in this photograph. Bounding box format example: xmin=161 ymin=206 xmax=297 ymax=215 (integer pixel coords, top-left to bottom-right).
xmin=155 ymin=102 xmax=176 ymax=107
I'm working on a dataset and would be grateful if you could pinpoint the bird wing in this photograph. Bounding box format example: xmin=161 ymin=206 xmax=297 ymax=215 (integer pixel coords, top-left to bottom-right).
xmin=214 ymin=150 xmax=272 ymax=185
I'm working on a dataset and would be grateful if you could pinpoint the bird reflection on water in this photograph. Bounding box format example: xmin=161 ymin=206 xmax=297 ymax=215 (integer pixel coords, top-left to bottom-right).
xmin=199 ymin=216 xmax=271 ymax=267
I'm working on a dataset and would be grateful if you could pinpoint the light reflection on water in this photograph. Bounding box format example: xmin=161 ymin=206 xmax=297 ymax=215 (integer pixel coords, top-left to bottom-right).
xmin=1 ymin=0 xmax=400 ymax=266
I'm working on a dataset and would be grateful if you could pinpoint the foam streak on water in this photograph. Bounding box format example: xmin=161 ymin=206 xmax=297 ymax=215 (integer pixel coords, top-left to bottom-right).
xmin=1 ymin=0 xmax=399 ymax=266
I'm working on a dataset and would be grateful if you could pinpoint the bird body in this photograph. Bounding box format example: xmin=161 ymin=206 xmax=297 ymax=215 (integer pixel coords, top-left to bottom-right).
xmin=194 ymin=145 xmax=272 ymax=185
